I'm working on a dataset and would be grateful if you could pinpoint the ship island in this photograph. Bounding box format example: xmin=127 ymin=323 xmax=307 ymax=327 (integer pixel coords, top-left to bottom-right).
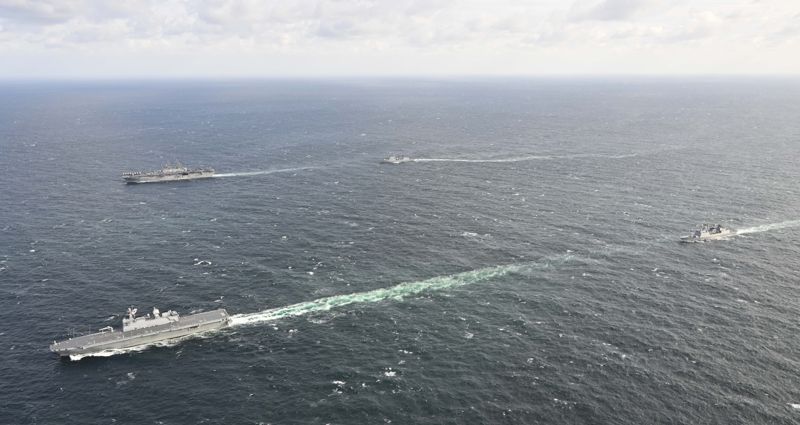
xmin=122 ymin=163 xmax=215 ymax=183
xmin=50 ymin=307 xmax=230 ymax=359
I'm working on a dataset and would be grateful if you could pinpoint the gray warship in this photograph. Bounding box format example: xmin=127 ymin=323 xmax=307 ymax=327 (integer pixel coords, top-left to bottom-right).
xmin=50 ymin=307 xmax=230 ymax=358
xmin=122 ymin=163 xmax=215 ymax=183
xmin=680 ymin=223 xmax=735 ymax=243
xmin=381 ymin=155 xmax=413 ymax=165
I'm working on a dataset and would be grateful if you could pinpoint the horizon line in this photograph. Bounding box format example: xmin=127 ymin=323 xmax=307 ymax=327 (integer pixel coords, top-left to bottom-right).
xmin=1 ymin=73 xmax=800 ymax=83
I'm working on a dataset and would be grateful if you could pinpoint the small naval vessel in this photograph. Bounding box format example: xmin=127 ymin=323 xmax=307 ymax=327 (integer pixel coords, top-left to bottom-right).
xmin=50 ymin=307 xmax=230 ymax=358
xmin=680 ymin=223 xmax=735 ymax=243
xmin=122 ymin=163 xmax=215 ymax=183
xmin=381 ymin=155 xmax=413 ymax=165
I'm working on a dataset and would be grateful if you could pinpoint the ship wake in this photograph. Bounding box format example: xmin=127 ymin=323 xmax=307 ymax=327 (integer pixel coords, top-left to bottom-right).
xmin=230 ymin=255 xmax=573 ymax=327
xmin=213 ymin=166 xmax=317 ymax=178
xmin=736 ymin=219 xmax=800 ymax=235
xmin=65 ymin=255 xmax=573 ymax=360
xmin=412 ymin=153 xmax=638 ymax=164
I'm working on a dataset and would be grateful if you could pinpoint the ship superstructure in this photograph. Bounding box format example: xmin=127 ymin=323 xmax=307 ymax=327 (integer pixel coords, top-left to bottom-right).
xmin=680 ymin=223 xmax=735 ymax=243
xmin=50 ymin=307 xmax=230 ymax=358
xmin=122 ymin=163 xmax=214 ymax=183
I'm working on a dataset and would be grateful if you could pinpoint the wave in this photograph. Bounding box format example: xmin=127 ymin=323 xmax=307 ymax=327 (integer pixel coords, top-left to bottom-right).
xmin=213 ymin=166 xmax=317 ymax=178
xmin=230 ymin=255 xmax=573 ymax=327
xmin=736 ymin=220 xmax=800 ymax=235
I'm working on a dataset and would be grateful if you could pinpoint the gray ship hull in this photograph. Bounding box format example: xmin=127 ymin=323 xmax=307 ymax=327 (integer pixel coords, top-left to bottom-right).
xmin=679 ymin=228 xmax=735 ymax=243
xmin=50 ymin=309 xmax=229 ymax=357
xmin=381 ymin=156 xmax=412 ymax=165
xmin=124 ymin=170 xmax=215 ymax=184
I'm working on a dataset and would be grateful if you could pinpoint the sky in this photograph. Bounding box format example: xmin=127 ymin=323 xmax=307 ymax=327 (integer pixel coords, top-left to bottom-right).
xmin=0 ymin=0 xmax=799 ymax=78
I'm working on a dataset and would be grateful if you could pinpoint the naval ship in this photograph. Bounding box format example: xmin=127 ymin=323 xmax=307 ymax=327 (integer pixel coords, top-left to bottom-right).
xmin=381 ymin=155 xmax=413 ymax=165
xmin=50 ymin=307 xmax=230 ymax=358
xmin=122 ymin=163 xmax=215 ymax=183
xmin=680 ymin=223 xmax=735 ymax=243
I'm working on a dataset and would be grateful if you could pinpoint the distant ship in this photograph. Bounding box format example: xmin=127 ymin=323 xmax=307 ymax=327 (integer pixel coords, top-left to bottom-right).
xmin=381 ymin=155 xmax=413 ymax=165
xmin=122 ymin=163 xmax=215 ymax=183
xmin=50 ymin=307 xmax=230 ymax=358
xmin=680 ymin=223 xmax=735 ymax=243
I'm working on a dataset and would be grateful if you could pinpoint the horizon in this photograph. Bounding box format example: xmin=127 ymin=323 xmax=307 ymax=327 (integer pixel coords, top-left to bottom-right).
xmin=3 ymin=74 xmax=800 ymax=83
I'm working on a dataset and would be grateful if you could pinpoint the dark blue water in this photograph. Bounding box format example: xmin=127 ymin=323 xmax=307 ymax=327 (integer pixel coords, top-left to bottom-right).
xmin=1 ymin=78 xmax=800 ymax=424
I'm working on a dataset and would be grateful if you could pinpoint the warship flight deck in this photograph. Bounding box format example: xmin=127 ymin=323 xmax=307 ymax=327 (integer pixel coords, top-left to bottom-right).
xmin=50 ymin=308 xmax=230 ymax=358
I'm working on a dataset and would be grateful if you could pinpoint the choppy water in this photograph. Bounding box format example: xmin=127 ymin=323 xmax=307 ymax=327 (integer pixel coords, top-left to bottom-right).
xmin=1 ymin=79 xmax=800 ymax=424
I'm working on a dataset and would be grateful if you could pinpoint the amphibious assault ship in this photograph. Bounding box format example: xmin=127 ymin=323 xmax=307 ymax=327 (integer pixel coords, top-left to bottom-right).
xmin=50 ymin=307 xmax=230 ymax=358
xmin=122 ymin=163 xmax=215 ymax=183
xmin=381 ymin=155 xmax=413 ymax=165
xmin=680 ymin=223 xmax=735 ymax=243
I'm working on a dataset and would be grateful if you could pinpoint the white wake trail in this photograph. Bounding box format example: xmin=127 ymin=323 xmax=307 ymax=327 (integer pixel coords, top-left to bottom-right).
xmin=736 ymin=220 xmax=800 ymax=235
xmin=66 ymin=256 xmax=572 ymax=360
xmin=230 ymin=256 xmax=572 ymax=327
xmin=213 ymin=166 xmax=317 ymax=178
xmin=413 ymin=156 xmax=553 ymax=163
xmin=412 ymin=153 xmax=638 ymax=164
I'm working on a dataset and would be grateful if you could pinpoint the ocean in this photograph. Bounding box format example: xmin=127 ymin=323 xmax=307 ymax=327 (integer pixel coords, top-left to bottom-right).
xmin=1 ymin=78 xmax=799 ymax=424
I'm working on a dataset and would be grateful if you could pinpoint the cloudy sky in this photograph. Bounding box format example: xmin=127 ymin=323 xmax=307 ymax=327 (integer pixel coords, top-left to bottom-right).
xmin=1 ymin=0 xmax=798 ymax=78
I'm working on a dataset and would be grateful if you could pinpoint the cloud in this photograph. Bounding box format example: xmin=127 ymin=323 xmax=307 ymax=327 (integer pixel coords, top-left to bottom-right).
xmin=769 ymin=12 xmax=800 ymax=42
xmin=0 ymin=0 xmax=798 ymax=77
xmin=569 ymin=0 xmax=645 ymax=22
xmin=658 ymin=11 xmax=721 ymax=42
xmin=0 ymin=0 xmax=84 ymax=24
xmin=0 ymin=0 xmax=747 ymax=50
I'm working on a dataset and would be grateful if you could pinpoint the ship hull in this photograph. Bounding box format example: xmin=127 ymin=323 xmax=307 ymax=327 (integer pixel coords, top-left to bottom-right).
xmin=50 ymin=309 xmax=229 ymax=358
xmin=124 ymin=171 xmax=215 ymax=184
xmin=679 ymin=229 xmax=735 ymax=243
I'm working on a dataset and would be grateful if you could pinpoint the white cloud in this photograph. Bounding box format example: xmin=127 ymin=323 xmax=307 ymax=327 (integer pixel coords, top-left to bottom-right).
xmin=568 ymin=0 xmax=645 ymax=22
xmin=0 ymin=0 xmax=798 ymax=77
xmin=0 ymin=0 xmax=83 ymax=24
